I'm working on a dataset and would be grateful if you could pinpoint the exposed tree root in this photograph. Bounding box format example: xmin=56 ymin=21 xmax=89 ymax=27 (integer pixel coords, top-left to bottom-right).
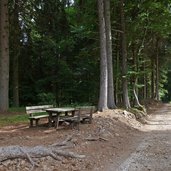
xmin=0 ymin=135 xmax=85 ymax=170
xmin=0 ymin=145 xmax=85 ymax=161
xmin=50 ymin=134 xmax=73 ymax=147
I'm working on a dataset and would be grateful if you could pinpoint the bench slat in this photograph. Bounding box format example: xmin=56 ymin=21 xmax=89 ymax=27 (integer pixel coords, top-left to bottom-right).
xmin=26 ymin=105 xmax=53 ymax=110
xmin=26 ymin=105 xmax=53 ymax=114
xmin=29 ymin=114 xmax=49 ymax=119
xmin=26 ymin=109 xmax=48 ymax=114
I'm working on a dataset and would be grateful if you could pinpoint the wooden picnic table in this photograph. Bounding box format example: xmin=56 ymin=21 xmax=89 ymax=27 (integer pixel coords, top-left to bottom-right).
xmin=45 ymin=108 xmax=78 ymax=129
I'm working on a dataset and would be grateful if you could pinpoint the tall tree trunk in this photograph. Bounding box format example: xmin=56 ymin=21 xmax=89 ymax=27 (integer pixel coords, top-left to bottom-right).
xmin=11 ymin=0 xmax=20 ymax=107
xmin=133 ymin=77 xmax=142 ymax=107
xmin=143 ymin=62 xmax=147 ymax=100
xmin=151 ymin=58 xmax=155 ymax=99
xmin=131 ymin=44 xmax=141 ymax=106
xmin=120 ymin=0 xmax=130 ymax=109
xmin=155 ymin=40 xmax=159 ymax=101
xmin=115 ymin=42 xmax=120 ymax=105
xmin=0 ymin=0 xmax=9 ymax=112
xmin=104 ymin=0 xmax=116 ymax=109
xmin=98 ymin=0 xmax=108 ymax=111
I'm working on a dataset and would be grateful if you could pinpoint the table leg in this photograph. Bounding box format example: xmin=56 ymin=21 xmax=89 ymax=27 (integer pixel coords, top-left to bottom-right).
xmin=72 ymin=111 xmax=75 ymax=116
xmin=48 ymin=113 xmax=53 ymax=127
xmin=55 ymin=115 xmax=60 ymax=130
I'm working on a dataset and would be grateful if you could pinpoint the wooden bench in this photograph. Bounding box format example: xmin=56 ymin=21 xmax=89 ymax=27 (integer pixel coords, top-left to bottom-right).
xmin=62 ymin=106 xmax=96 ymax=130
xmin=26 ymin=105 xmax=53 ymax=127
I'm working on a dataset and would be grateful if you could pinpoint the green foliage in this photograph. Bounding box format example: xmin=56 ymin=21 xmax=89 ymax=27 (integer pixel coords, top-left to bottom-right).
xmin=37 ymin=93 xmax=56 ymax=105
xmin=7 ymin=0 xmax=171 ymax=109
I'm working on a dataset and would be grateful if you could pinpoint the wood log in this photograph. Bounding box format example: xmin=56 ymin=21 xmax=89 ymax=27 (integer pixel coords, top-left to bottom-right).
xmin=0 ymin=145 xmax=85 ymax=163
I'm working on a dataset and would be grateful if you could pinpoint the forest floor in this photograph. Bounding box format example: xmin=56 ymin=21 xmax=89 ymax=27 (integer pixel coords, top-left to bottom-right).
xmin=0 ymin=101 xmax=166 ymax=171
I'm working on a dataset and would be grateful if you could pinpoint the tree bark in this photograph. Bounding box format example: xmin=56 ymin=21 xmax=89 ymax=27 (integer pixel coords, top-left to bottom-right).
xmin=98 ymin=0 xmax=108 ymax=111
xmin=155 ymin=39 xmax=159 ymax=100
xmin=132 ymin=44 xmax=142 ymax=107
xmin=0 ymin=0 xmax=9 ymax=112
xmin=104 ymin=0 xmax=116 ymax=109
xmin=133 ymin=77 xmax=142 ymax=107
xmin=115 ymin=43 xmax=120 ymax=105
xmin=11 ymin=0 xmax=20 ymax=107
xmin=143 ymin=62 xmax=147 ymax=100
xmin=120 ymin=0 xmax=130 ymax=109
xmin=151 ymin=58 xmax=155 ymax=99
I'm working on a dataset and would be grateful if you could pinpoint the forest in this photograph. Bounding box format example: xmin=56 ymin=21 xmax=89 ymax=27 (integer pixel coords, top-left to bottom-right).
xmin=1 ymin=0 xmax=171 ymax=112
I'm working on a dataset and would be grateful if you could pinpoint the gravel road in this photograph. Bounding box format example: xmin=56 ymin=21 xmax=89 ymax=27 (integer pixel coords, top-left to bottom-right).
xmin=111 ymin=104 xmax=171 ymax=171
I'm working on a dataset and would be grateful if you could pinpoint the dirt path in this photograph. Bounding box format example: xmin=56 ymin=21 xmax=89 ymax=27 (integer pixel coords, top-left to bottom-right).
xmin=108 ymin=103 xmax=171 ymax=171
xmin=0 ymin=103 xmax=170 ymax=171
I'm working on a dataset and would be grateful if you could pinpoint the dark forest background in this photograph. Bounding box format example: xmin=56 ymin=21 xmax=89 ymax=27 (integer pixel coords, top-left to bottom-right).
xmin=5 ymin=0 xmax=171 ymax=107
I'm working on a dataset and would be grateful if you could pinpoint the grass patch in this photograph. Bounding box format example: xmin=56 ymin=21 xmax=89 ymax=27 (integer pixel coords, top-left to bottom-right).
xmin=0 ymin=114 xmax=28 ymax=127
xmin=8 ymin=107 xmax=25 ymax=113
xmin=0 ymin=107 xmax=28 ymax=127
